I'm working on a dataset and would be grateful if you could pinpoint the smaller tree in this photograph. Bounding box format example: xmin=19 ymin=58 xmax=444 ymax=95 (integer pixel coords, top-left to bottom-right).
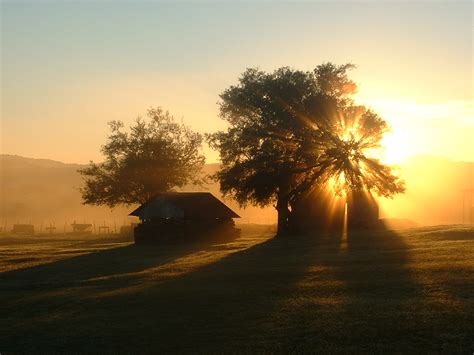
xmin=79 ymin=107 xmax=205 ymax=207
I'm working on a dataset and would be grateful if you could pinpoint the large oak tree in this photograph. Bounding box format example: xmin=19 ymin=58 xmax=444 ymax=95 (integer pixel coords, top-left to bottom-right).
xmin=208 ymin=64 xmax=404 ymax=235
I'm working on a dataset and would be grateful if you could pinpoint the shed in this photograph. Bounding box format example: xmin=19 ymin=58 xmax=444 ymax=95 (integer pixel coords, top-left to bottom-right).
xmin=129 ymin=192 xmax=240 ymax=244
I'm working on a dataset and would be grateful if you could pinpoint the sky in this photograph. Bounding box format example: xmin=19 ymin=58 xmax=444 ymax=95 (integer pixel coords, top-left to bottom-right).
xmin=1 ymin=0 xmax=473 ymax=164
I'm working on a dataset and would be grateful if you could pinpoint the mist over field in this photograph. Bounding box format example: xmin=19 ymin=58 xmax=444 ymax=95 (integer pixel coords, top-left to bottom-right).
xmin=378 ymin=155 xmax=473 ymax=225
xmin=0 ymin=155 xmax=276 ymax=229
xmin=1 ymin=154 xmax=472 ymax=231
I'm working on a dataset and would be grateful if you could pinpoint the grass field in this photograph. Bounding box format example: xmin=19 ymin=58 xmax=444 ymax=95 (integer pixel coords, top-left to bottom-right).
xmin=0 ymin=225 xmax=473 ymax=353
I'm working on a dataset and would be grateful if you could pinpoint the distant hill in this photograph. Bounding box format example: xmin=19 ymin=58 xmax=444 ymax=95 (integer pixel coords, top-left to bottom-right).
xmin=0 ymin=155 xmax=275 ymax=230
xmin=1 ymin=154 xmax=473 ymax=230
xmin=0 ymin=155 xmax=134 ymax=230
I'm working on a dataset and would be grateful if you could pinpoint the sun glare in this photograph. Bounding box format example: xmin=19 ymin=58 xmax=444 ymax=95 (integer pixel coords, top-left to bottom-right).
xmin=337 ymin=107 xmax=411 ymax=166
xmin=381 ymin=131 xmax=411 ymax=165
xmin=328 ymin=172 xmax=348 ymax=196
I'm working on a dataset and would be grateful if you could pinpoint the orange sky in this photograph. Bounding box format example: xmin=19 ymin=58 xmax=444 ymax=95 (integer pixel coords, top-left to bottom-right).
xmin=1 ymin=2 xmax=472 ymax=165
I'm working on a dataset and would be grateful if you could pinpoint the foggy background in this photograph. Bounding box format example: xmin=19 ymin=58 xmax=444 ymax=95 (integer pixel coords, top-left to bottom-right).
xmin=0 ymin=154 xmax=472 ymax=233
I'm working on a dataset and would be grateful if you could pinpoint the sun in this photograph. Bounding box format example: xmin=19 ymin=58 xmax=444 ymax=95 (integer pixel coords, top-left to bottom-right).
xmin=380 ymin=130 xmax=412 ymax=165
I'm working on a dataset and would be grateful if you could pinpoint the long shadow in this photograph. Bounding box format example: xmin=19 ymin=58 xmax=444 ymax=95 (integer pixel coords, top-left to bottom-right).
xmin=214 ymin=227 xmax=422 ymax=353
xmin=0 ymin=230 xmax=374 ymax=352
xmin=0 ymin=239 xmax=238 ymax=291
xmin=1 ymin=227 xmax=470 ymax=353
xmin=111 ymin=227 xmax=432 ymax=353
xmin=0 ymin=233 xmax=314 ymax=353
xmin=317 ymin=228 xmax=421 ymax=352
xmin=279 ymin=227 xmax=472 ymax=353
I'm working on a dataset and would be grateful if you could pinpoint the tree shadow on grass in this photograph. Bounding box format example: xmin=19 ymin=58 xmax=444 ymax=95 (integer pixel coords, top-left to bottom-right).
xmin=275 ymin=227 xmax=472 ymax=353
xmin=0 ymin=236 xmax=242 ymax=291
xmin=319 ymin=228 xmax=421 ymax=352
xmin=114 ymin=227 xmax=440 ymax=353
xmin=0 ymin=227 xmax=470 ymax=353
xmin=0 ymin=232 xmax=312 ymax=353
xmin=108 ymin=227 xmax=437 ymax=353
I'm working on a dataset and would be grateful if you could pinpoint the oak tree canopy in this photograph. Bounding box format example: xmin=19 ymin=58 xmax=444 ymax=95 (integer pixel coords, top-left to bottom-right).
xmin=208 ymin=63 xmax=404 ymax=235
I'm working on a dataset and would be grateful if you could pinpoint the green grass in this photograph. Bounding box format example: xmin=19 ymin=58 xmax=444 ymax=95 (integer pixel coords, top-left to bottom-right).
xmin=0 ymin=225 xmax=473 ymax=353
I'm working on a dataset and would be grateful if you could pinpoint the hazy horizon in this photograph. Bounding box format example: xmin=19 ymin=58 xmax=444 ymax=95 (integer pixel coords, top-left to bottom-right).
xmin=1 ymin=153 xmax=472 ymax=228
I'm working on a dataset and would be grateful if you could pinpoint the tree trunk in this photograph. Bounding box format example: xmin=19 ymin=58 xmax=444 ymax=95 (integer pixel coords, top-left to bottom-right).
xmin=276 ymin=183 xmax=291 ymax=236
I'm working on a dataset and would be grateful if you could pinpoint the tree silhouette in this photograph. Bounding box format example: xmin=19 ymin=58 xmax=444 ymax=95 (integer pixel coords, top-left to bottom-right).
xmin=208 ymin=64 xmax=404 ymax=235
xmin=79 ymin=107 xmax=205 ymax=207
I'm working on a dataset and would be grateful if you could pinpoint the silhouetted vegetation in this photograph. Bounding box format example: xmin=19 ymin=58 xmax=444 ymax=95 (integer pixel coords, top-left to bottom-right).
xmin=1 ymin=154 xmax=472 ymax=227
xmin=79 ymin=108 xmax=205 ymax=207
xmin=208 ymin=63 xmax=404 ymax=235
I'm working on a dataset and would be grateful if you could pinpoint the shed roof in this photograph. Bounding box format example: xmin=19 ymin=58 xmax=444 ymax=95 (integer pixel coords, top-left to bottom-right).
xmin=129 ymin=192 xmax=240 ymax=219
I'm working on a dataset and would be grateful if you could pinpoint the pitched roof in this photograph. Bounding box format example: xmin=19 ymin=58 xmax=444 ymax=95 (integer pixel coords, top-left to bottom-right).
xmin=129 ymin=192 xmax=240 ymax=219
